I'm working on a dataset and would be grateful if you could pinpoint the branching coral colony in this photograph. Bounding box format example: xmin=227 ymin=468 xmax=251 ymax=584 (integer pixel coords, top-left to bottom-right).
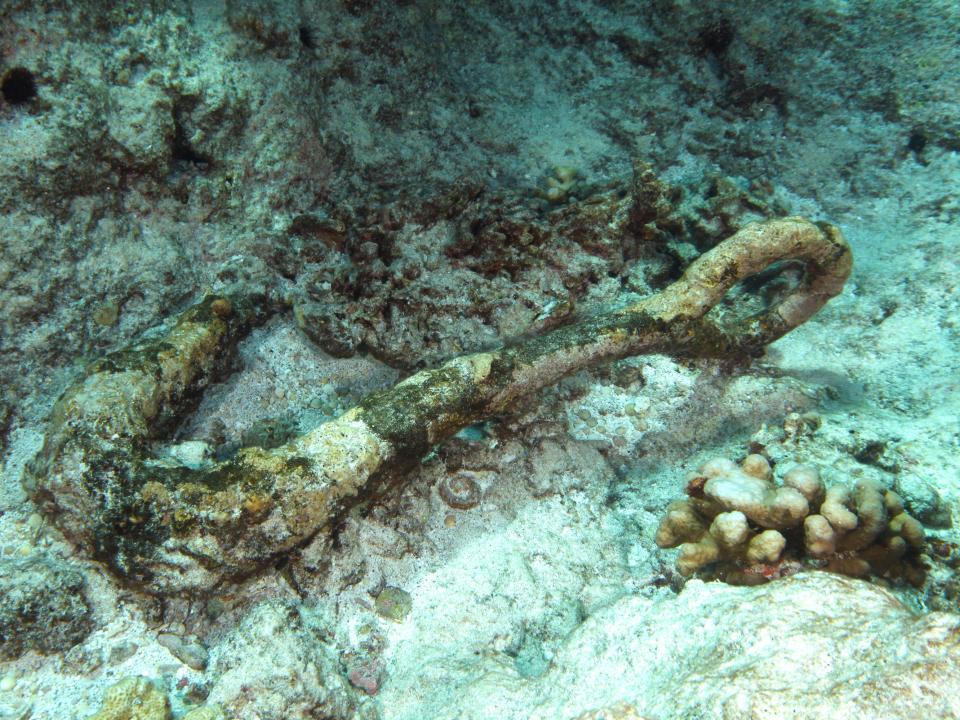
xmin=656 ymin=454 xmax=929 ymax=586
xmin=24 ymin=214 xmax=852 ymax=595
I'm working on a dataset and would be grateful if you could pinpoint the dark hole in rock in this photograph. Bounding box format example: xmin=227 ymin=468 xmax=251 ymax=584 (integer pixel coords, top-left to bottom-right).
xmin=171 ymin=117 xmax=212 ymax=169
xmin=299 ymin=25 xmax=318 ymax=49
xmin=697 ymin=19 xmax=735 ymax=57
xmin=907 ymin=130 xmax=927 ymax=156
xmin=1 ymin=67 xmax=37 ymax=105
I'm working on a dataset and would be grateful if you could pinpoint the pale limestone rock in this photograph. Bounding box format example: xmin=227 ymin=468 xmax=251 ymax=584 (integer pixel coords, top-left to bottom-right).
xmin=378 ymin=573 xmax=960 ymax=720
xmin=204 ymin=600 xmax=367 ymax=720
xmin=571 ymin=704 xmax=650 ymax=720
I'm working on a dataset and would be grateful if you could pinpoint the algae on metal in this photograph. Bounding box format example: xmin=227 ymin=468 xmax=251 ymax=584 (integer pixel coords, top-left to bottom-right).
xmin=25 ymin=217 xmax=852 ymax=594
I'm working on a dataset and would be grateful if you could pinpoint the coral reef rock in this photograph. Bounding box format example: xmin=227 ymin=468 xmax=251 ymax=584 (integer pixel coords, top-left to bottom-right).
xmin=656 ymin=454 xmax=929 ymax=585
xmin=571 ymin=704 xmax=650 ymax=720
xmin=570 ymin=573 xmax=960 ymax=720
xmin=204 ymin=600 xmax=367 ymax=720
xmin=0 ymin=556 xmax=93 ymax=660
xmin=377 ymin=573 xmax=960 ymax=719
xmin=88 ymin=677 xmax=170 ymax=720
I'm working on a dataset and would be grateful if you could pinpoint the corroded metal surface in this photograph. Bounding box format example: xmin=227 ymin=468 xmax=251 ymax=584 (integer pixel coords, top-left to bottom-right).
xmin=25 ymin=218 xmax=851 ymax=595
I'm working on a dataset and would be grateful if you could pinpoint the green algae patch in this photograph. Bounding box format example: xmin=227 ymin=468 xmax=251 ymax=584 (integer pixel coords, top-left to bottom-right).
xmin=375 ymin=586 xmax=413 ymax=622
